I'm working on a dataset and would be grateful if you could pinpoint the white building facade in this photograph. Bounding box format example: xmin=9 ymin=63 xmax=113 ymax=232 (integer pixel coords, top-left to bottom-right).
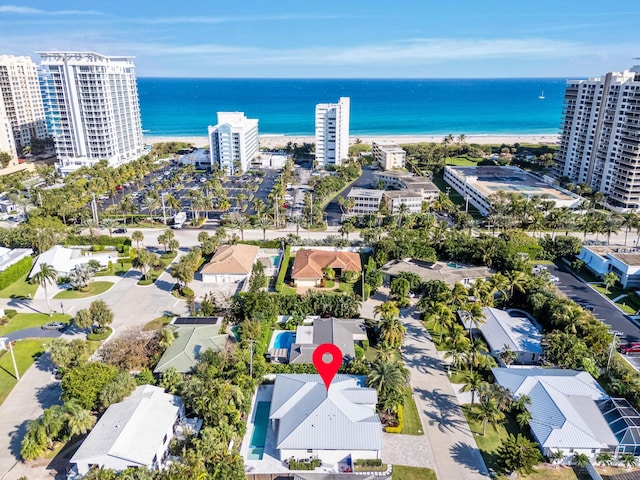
xmin=554 ymin=66 xmax=640 ymax=211
xmin=315 ymin=97 xmax=350 ymax=168
xmin=345 ymin=188 xmax=384 ymax=217
xmin=0 ymin=100 xmax=16 ymax=161
xmin=372 ymin=140 xmax=406 ymax=170
xmin=0 ymin=55 xmax=47 ymax=151
xmin=384 ymin=190 xmax=423 ymax=214
xmin=208 ymin=112 xmax=259 ymax=174
xmin=39 ymin=52 xmax=144 ymax=174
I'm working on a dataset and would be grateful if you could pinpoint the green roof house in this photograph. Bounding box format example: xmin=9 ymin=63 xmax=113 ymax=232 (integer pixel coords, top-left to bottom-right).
xmin=154 ymin=324 xmax=228 ymax=373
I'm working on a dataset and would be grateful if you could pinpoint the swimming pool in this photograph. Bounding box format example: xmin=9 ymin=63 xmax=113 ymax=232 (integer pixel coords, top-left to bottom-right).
xmin=447 ymin=262 xmax=463 ymax=269
xmin=271 ymin=255 xmax=280 ymax=267
xmin=247 ymin=401 xmax=271 ymax=460
xmin=273 ymin=331 xmax=295 ymax=350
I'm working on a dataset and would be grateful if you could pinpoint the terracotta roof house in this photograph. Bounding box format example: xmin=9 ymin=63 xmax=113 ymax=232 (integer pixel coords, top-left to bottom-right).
xmin=200 ymin=244 xmax=259 ymax=283
xmin=291 ymin=249 xmax=362 ymax=287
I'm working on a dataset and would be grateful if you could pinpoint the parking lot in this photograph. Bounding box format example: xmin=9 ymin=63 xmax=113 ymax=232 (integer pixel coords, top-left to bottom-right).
xmin=548 ymin=263 xmax=640 ymax=369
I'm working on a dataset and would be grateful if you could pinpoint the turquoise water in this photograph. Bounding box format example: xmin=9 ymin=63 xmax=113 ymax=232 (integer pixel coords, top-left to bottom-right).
xmin=271 ymin=255 xmax=280 ymax=267
xmin=273 ymin=331 xmax=295 ymax=350
xmin=138 ymin=78 xmax=569 ymax=136
xmin=248 ymin=402 xmax=271 ymax=460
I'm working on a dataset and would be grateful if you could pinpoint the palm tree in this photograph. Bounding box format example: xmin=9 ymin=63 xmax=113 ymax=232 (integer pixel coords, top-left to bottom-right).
xmin=32 ymin=263 xmax=57 ymax=315
xmin=65 ymin=400 xmax=96 ymax=436
xmin=604 ymin=271 xmax=619 ymax=294
xmin=256 ymin=216 xmax=272 ymax=242
xmin=101 ymin=218 xmax=118 ymax=237
xmin=459 ymin=371 xmax=487 ymax=404
xmin=549 ymin=450 xmax=565 ymax=467
xmin=232 ymin=215 xmax=250 ymax=241
xmin=427 ymin=304 xmax=455 ymax=343
xmin=131 ymin=230 xmax=144 ymax=250
xmin=620 ymin=452 xmax=638 ymax=468
xmin=472 ymin=398 xmax=505 ymax=435
xmin=379 ymin=316 xmax=406 ymax=348
xmin=367 ymin=359 xmax=410 ymax=412
xmin=373 ymin=301 xmax=400 ymax=322
xmin=572 ymin=453 xmax=589 ymax=468
xmin=595 ymin=452 xmax=613 ymax=467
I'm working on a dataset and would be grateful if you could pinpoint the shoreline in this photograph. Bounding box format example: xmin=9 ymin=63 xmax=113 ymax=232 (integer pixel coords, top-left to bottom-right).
xmin=144 ymin=133 xmax=559 ymax=149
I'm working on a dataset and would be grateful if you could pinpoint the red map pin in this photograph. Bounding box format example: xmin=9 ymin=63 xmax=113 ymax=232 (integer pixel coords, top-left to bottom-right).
xmin=312 ymin=343 xmax=343 ymax=391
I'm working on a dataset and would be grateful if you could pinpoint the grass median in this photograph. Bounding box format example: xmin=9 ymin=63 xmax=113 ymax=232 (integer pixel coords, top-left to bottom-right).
xmin=0 ymin=339 xmax=52 ymax=406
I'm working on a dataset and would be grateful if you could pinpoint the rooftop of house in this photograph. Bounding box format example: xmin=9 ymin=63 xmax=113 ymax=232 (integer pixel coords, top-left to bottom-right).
xmin=582 ymin=245 xmax=640 ymax=267
xmin=493 ymin=368 xmax=618 ymax=450
xmin=347 ymin=188 xmax=385 ymax=200
xmin=71 ymin=385 xmax=183 ymax=468
xmin=288 ymin=317 xmax=366 ymax=364
xmin=291 ymin=249 xmax=362 ymax=280
xmin=201 ymin=244 xmax=260 ymax=275
xmin=153 ymin=324 xmax=228 ymax=373
xmin=269 ymin=374 xmax=382 ymax=452
xmin=380 ymin=258 xmax=491 ymax=286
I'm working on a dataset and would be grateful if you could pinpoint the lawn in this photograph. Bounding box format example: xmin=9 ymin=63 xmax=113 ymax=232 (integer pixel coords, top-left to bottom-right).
xmin=95 ymin=260 xmax=133 ymax=277
xmin=392 ymin=465 xmax=438 ymax=480
xmin=462 ymin=405 xmax=525 ymax=474
xmin=0 ymin=312 xmax=71 ymax=336
xmin=143 ymin=314 xmax=175 ymax=331
xmin=54 ymin=281 xmax=114 ymax=299
xmin=423 ymin=319 xmax=448 ymax=351
xmin=0 ymin=339 xmax=52 ymax=405
xmin=0 ymin=272 xmax=38 ymax=299
xmin=591 ymin=284 xmax=640 ymax=314
xmin=282 ymin=285 xmax=297 ymax=295
xmin=401 ymin=391 xmax=423 ymax=435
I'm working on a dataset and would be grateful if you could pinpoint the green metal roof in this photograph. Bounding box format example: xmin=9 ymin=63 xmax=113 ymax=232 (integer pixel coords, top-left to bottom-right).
xmin=153 ymin=325 xmax=228 ymax=373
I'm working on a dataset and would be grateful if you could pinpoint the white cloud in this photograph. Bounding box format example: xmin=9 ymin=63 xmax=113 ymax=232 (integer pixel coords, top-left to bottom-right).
xmin=132 ymin=13 xmax=353 ymax=25
xmin=0 ymin=5 xmax=105 ymax=15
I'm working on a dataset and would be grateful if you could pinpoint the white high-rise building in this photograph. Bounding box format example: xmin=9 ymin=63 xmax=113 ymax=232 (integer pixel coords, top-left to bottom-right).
xmin=39 ymin=52 xmax=144 ymax=174
xmin=315 ymin=96 xmax=350 ymax=168
xmin=0 ymin=55 xmax=47 ymax=151
xmin=0 ymin=100 xmax=17 ymax=161
xmin=554 ymin=66 xmax=640 ymax=211
xmin=208 ymin=112 xmax=259 ymax=174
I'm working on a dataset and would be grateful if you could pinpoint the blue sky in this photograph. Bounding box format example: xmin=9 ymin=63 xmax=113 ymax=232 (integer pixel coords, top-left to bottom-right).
xmin=1 ymin=0 xmax=639 ymax=78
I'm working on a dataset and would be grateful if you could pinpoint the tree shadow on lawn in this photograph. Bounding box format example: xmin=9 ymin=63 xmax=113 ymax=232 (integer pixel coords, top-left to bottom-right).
xmin=416 ymin=386 xmax=468 ymax=435
xmin=450 ymin=441 xmax=489 ymax=476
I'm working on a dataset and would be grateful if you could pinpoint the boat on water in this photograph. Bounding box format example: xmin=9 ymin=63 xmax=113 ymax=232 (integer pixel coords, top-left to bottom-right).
xmin=538 ymin=90 xmax=545 ymax=100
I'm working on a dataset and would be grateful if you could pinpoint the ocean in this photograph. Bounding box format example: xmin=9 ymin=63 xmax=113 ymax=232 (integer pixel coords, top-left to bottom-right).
xmin=137 ymin=78 xmax=570 ymax=137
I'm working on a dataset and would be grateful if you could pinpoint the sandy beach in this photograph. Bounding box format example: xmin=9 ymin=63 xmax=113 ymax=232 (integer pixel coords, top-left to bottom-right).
xmin=144 ymin=133 xmax=559 ymax=149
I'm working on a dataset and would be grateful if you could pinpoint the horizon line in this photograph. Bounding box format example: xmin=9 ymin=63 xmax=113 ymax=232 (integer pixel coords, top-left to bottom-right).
xmin=136 ymin=76 xmax=577 ymax=81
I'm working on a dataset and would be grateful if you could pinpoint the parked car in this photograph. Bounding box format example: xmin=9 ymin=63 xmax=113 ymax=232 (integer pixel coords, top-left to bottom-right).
xmin=41 ymin=322 xmax=65 ymax=331
xmin=619 ymin=342 xmax=640 ymax=354
xmin=113 ymin=228 xmax=127 ymax=234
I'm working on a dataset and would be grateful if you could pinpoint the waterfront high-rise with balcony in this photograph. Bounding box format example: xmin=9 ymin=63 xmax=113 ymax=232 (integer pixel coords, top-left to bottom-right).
xmin=315 ymin=97 xmax=350 ymax=168
xmin=0 ymin=55 xmax=47 ymax=152
xmin=208 ymin=112 xmax=259 ymax=175
xmin=39 ymin=52 xmax=144 ymax=174
xmin=554 ymin=66 xmax=640 ymax=211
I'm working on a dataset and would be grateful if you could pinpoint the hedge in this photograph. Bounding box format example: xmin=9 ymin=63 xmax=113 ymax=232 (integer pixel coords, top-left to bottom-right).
xmin=275 ymin=245 xmax=291 ymax=293
xmin=238 ymin=239 xmax=282 ymax=249
xmin=0 ymin=256 xmax=33 ymax=290
xmin=384 ymin=405 xmax=404 ymax=433
xmin=4 ymin=309 xmax=17 ymax=318
xmin=355 ymin=459 xmax=383 ymax=467
xmin=65 ymin=235 xmax=131 ymax=247
xmin=289 ymin=459 xmax=321 ymax=470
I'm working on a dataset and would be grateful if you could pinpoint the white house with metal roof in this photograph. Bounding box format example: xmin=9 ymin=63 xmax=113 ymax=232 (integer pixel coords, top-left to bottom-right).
xmin=460 ymin=308 xmax=543 ymax=364
xmin=70 ymin=385 xmax=184 ymax=475
xmin=268 ymin=374 xmax=382 ymax=468
xmin=493 ymin=368 xmax=619 ymax=463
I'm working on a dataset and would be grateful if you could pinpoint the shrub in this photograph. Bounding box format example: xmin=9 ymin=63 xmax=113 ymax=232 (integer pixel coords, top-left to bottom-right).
xmin=385 ymin=405 xmax=404 ymax=433
xmin=180 ymin=286 xmax=194 ymax=297
xmin=275 ymin=245 xmax=291 ymax=293
xmin=66 ymin=235 xmax=131 ymax=247
xmin=138 ymin=279 xmax=153 ymax=286
xmin=91 ymin=245 xmax=105 ymax=251
xmin=355 ymin=459 xmax=383 ymax=467
xmin=289 ymin=458 xmax=321 ymax=470
xmin=0 ymin=256 xmax=33 ymax=290
xmin=362 ymin=339 xmax=369 ymax=351
xmin=354 ymin=344 xmax=364 ymax=359
xmin=87 ymin=326 xmax=112 ymax=341
xmin=4 ymin=309 xmax=17 ymax=318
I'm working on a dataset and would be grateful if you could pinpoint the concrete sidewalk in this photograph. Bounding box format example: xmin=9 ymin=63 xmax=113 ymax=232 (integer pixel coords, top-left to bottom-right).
xmin=401 ymin=308 xmax=488 ymax=480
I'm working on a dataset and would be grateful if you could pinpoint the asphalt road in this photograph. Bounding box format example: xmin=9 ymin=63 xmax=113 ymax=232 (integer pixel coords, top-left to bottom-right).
xmin=548 ymin=263 xmax=640 ymax=344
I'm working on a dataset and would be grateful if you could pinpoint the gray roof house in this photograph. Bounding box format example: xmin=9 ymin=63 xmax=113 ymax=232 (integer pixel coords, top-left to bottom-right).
xmin=380 ymin=258 xmax=491 ymax=287
xmin=493 ymin=368 xmax=620 ymax=462
xmin=287 ymin=317 xmax=367 ymax=364
xmin=269 ymin=374 xmax=382 ymax=469
xmin=460 ymin=308 xmax=543 ymax=364
xmin=70 ymin=385 xmax=184 ymax=475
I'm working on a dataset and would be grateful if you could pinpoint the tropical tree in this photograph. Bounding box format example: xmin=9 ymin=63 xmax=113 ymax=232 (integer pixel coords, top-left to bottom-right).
xmin=620 ymin=452 xmax=638 ymax=468
xmin=549 ymin=450 xmax=565 ymax=467
xmin=471 ymin=398 xmax=505 ymax=435
xmin=157 ymin=229 xmax=175 ymax=253
xmin=89 ymin=299 xmax=114 ymax=331
xmin=379 ymin=316 xmax=406 ymax=348
xmin=459 ymin=371 xmax=488 ymax=404
xmin=603 ymin=271 xmax=619 ymax=294
xmin=232 ymin=215 xmax=250 ymax=241
xmin=131 ymin=230 xmax=144 ymax=249
xmin=255 ymin=216 xmax=272 ymax=242
xmin=32 ymin=263 xmax=57 ymax=315
xmin=595 ymin=452 xmax=613 ymax=467
xmin=426 ymin=304 xmax=456 ymax=343
xmin=366 ymin=359 xmax=410 ymax=413
xmin=496 ymin=433 xmax=541 ymax=475
xmin=373 ymin=301 xmax=400 ymax=322
xmin=572 ymin=453 xmax=590 ymax=468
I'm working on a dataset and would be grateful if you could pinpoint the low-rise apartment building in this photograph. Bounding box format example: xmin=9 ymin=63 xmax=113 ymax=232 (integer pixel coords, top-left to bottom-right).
xmin=372 ymin=140 xmax=406 ymax=170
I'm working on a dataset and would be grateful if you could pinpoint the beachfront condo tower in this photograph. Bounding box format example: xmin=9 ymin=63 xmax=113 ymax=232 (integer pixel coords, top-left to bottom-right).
xmin=0 ymin=99 xmax=17 ymax=162
xmin=39 ymin=52 xmax=144 ymax=174
xmin=554 ymin=66 xmax=640 ymax=211
xmin=0 ymin=55 xmax=47 ymax=153
xmin=208 ymin=112 xmax=259 ymax=175
xmin=315 ymin=96 xmax=350 ymax=168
